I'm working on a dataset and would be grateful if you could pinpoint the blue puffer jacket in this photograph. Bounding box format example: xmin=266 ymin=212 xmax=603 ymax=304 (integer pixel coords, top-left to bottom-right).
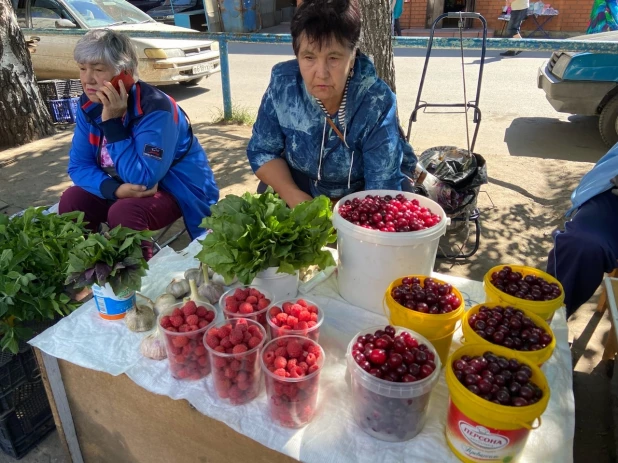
xmin=568 ymin=142 xmax=618 ymax=216
xmin=68 ymin=82 xmax=219 ymax=239
xmin=247 ymin=54 xmax=417 ymax=199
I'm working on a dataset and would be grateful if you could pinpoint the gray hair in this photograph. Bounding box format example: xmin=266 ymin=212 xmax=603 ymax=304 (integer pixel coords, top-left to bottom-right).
xmin=74 ymin=29 xmax=138 ymax=76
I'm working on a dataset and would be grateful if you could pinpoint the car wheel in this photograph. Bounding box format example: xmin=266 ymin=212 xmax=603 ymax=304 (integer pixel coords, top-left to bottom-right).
xmin=180 ymin=77 xmax=204 ymax=86
xmin=599 ymin=94 xmax=618 ymax=147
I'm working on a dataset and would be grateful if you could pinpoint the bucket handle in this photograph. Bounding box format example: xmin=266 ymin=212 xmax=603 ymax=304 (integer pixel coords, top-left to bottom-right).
xmin=517 ymin=416 xmax=542 ymax=431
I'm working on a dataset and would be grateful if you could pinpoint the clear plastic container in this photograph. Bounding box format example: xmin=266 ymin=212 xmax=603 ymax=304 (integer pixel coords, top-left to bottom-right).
xmin=346 ymin=325 xmax=441 ymax=442
xmin=204 ymin=318 xmax=267 ymax=405
xmin=219 ymin=285 xmax=273 ymax=332
xmin=159 ymin=302 xmax=217 ymax=381
xmin=261 ymin=336 xmax=325 ymax=428
xmin=266 ymin=298 xmax=324 ymax=342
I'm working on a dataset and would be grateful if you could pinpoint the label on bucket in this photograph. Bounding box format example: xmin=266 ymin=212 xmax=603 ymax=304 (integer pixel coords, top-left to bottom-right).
xmin=446 ymin=400 xmax=529 ymax=462
xmin=92 ymin=284 xmax=135 ymax=317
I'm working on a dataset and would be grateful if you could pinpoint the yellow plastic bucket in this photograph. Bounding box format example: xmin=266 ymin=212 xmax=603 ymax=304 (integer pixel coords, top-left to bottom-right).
xmin=483 ymin=265 xmax=565 ymax=322
xmin=384 ymin=275 xmax=464 ymax=364
xmin=445 ymin=344 xmax=550 ymax=463
xmin=461 ymin=302 xmax=556 ymax=366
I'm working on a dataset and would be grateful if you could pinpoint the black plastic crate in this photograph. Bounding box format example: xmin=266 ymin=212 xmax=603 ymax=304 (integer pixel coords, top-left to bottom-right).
xmin=0 ymin=349 xmax=39 ymax=403
xmin=0 ymin=380 xmax=54 ymax=460
xmin=38 ymin=79 xmax=83 ymax=100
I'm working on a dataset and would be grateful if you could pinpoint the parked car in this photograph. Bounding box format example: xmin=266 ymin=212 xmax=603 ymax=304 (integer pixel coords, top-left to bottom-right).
xmin=538 ymin=30 xmax=618 ymax=147
xmin=147 ymin=0 xmax=203 ymax=25
xmin=127 ymin=0 xmax=163 ymax=13
xmin=16 ymin=0 xmax=220 ymax=86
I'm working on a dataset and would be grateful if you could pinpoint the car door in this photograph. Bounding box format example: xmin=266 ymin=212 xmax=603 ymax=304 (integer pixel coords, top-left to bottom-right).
xmin=27 ymin=0 xmax=82 ymax=79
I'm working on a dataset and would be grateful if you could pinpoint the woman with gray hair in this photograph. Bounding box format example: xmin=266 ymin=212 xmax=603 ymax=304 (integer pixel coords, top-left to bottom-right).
xmin=59 ymin=29 xmax=219 ymax=259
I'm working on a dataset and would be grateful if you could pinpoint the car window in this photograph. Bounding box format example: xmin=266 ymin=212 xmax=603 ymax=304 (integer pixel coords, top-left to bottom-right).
xmin=13 ymin=0 xmax=29 ymax=27
xmin=64 ymin=0 xmax=154 ymax=26
xmin=30 ymin=0 xmax=78 ymax=27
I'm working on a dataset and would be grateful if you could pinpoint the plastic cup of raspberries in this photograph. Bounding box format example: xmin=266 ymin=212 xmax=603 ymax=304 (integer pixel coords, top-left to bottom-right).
xmin=204 ymin=318 xmax=267 ymax=405
xmin=219 ymin=286 xmax=273 ymax=333
xmin=260 ymin=335 xmax=325 ymax=428
xmin=266 ymin=298 xmax=324 ymax=342
xmin=159 ymin=301 xmax=217 ymax=381
xmin=346 ymin=325 xmax=441 ymax=442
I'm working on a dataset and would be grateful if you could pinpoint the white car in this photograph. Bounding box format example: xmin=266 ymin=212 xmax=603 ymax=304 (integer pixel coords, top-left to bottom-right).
xmin=15 ymin=0 xmax=220 ymax=85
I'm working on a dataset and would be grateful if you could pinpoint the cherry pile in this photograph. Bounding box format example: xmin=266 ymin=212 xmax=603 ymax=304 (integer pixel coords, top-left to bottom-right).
xmin=262 ymin=337 xmax=323 ymax=428
xmin=223 ymin=287 xmax=271 ymax=329
xmin=452 ymin=352 xmax=543 ymax=407
xmin=391 ymin=277 xmax=462 ymax=314
xmin=268 ymin=299 xmax=321 ymax=341
xmin=205 ymin=319 xmax=265 ymax=405
xmin=468 ymin=305 xmax=553 ymax=351
xmin=490 ymin=266 xmax=562 ymax=301
xmin=160 ymin=301 xmax=216 ymax=380
xmin=338 ymin=194 xmax=441 ymax=232
xmin=351 ymin=325 xmax=437 ymax=382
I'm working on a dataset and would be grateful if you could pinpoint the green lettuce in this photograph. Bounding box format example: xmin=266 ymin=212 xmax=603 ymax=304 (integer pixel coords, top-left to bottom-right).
xmin=196 ymin=189 xmax=336 ymax=285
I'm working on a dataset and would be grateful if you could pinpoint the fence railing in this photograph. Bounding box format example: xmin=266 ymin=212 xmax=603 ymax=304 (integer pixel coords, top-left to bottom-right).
xmin=24 ymin=29 xmax=618 ymax=119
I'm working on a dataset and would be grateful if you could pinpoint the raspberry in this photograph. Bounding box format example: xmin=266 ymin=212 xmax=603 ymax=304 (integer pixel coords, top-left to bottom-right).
xmin=258 ymin=298 xmax=271 ymax=309
xmin=307 ymin=344 xmax=320 ymax=356
xmin=239 ymin=303 xmax=253 ymax=314
xmin=189 ymin=325 xmax=199 ymax=332
xmin=298 ymin=361 xmax=308 ymax=373
xmin=172 ymin=308 xmax=183 ymax=318
xmin=310 ymin=313 xmax=318 ymax=322
xmin=287 ymin=316 xmax=298 ymax=327
xmin=243 ymin=331 xmax=251 ymax=343
xmin=234 ymin=288 xmax=250 ymax=301
xmin=229 ymin=328 xmax=244 ymax=345
xmin=286 ymin=340 xmax=303 ymax=359
xmin=286 ymin=358 xmax=298 ymax=371
xmin=249 ymin=288 xmax=262 ymax=298
xmin=177 ymin=369 xmax=190 ymax=379
xmin=198 ymin=320 xmax=209 ymax=329
xmin=263 ymin=351 xmax=275 ymax=365
xmin=186 ymin=314 xmax=199 ymax=326
xmin=182 ymin=344 xmax=192 ymax=356
xmin=229 ymin=359 xmax=242 ymax=371
xmin=290 ymin=304 xmax=303 ymax=318
xmin=307 ymin=321 xmax=317 ymax=328
xmin=196 ymin=305 xmax=207 ymax=317
xmin=220 ymin=336 xmax=233 ymax=349
xmin=232 ymin=344 xmax=248 ymax=354
xmin=170 ymin=316 xmax=183 ymax=328
xmin=297 ymin=321 xmax=308 ymax=330
xmin=214 ymin=346 xmax=225 ymax=353
xmin=205 ymin=311 xmax=215 ymax=323
xmin=248 ymin=336 xmax=262 ymax=349
xmin=160 ymin=316 xmax=172 ymax=328
xmin=194 ymin=345 xmax=206 ymax=357
xmin=213 ymin=357 xmax=227 ymax=368
xmin=246 ymin=295 xmax=258 ymax=304
xmin=224 ymin=367 xmax=237 ymax=379
xmin=308 ymin=364 xmax=320 ymax=374
xmin=172 ymin=336 xmax=189 ymax=348
xmin=306 ymin=353 xmax=317 ymax=366
xmin=205 ymin=335 xmax=219 ymax=349
xmin=274 ymin=368 xmax=287 ymax=377
xmin=237 ymin=371 xmax=249 ymax=383
xmin=198 ymin=356 xmax=208 ymax=366
xmin=217 ymin=325 xmax=232 ymax=339
xmin=275 ymin=346 xmax=288 ymax=358
xmin=289 ymin=367 xmax=303 ymax=378
xmin=173 ymin=355 xmax=186 ymax=364
xmin=269 ymin=307 xmax=281 ymax=318
xmin=229 ymin=385 xmax=242 ymax=399
xmin=276 ymin=313 xmax=288 ymax=324
xmin=248 ymin=325 xmax=261 ymax=337
xmin=207 ymin=327 xmax=219 ymax=338
xmin=236 ymin=320 xmax=248 ymax=331
xmin=297 ymin=299 xmax=308 ymax=307
xmin=298 ymin=311 xmax=311 ymax=322
xmin=178 ymin=324 xmax=190 ymax=333
xmin=166 ymin=327 xmax=178 ymax=332
xmin=182 ymin=301 xmax=197 ymax=316
xmin=170 ymin=346 xmax=182 ymax=355
xmin=274 ymin=356 xmax=287 ymax=369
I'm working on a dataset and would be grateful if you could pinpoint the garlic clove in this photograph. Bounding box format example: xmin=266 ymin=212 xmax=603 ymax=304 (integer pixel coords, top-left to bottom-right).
xmin=154 ymin=293 xmax=178 ymax=316
xmin=140 ymin=328 xmax=167 ymax=360
xmin=166 ymin=278 xmax=190 ymax=299
xmin=125 ymin=304 xmax=156 ymax=332
xmin=184 ymin=268 xmax=204 ymax=286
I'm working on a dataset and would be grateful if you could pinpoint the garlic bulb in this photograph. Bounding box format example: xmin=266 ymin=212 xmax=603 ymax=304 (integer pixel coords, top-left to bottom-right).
xmin=166 ymin=278 xmax=190 ymax=299
xmin=125 ymin=303 xmax=156 ymax=332
xmin=212 ymin=272 xmax=237 ymax=286
xmin=140 ymin=328 xmax=167 ymax=360
xmin=184 ymin=267 xmax=204 ymax=286
xmin=194 ymin=266 xmax=224 ymax=304
xmin=153 ymin=293 xmax=177 ymax=316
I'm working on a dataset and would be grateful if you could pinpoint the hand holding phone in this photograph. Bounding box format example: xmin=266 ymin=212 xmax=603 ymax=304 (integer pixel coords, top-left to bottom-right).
xmin=109 ymin=70 xmax=135 ymax=92
xmin=98 ymin=71 xmax=133 ymax=122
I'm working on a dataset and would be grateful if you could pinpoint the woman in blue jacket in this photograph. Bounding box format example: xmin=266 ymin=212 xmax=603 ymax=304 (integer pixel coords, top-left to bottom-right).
xmin=59 ymin=29 xmax=219 ymax=259
xmin=247 ymin=0 xmax=417 ymax=208
xmin=547 ymin=144 xmax=618 ymax=316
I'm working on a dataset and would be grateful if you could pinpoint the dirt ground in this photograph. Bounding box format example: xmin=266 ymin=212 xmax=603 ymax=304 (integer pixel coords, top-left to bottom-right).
xmin=0 ymin=124 xmax=613 ymax=462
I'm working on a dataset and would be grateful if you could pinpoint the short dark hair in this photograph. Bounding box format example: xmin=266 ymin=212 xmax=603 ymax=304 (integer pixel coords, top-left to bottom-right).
xmin=291 ymin=0 xmax=361 ymax=56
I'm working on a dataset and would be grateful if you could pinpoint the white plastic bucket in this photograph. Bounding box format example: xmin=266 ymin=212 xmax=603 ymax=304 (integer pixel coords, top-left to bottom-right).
xmin=251 ymin=267 xmax=299 ymax=302
xmin=332 ymin=190 xmax=448 ymax=314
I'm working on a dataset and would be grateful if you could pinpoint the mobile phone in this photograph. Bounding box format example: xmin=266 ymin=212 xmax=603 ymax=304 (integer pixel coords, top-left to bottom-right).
xmin=110 ymin=70 xmax=135 ymax=92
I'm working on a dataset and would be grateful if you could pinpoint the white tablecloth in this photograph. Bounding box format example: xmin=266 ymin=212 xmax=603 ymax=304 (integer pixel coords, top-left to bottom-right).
xmin=30 ymin=241 xmax=574 ymax=462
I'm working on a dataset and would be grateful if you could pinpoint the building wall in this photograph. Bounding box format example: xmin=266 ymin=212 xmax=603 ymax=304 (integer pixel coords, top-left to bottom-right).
xmin=400 ymin=0 xmax=594 ymax=34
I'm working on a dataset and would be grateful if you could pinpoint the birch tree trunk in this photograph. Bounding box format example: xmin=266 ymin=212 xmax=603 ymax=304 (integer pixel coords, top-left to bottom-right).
xmin=0 ymin=0 xmax=54 ymax=149
xmin=358 ymin=0 xmax=396 ymax=93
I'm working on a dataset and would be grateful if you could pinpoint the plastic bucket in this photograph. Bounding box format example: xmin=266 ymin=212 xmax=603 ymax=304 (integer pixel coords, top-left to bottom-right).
xmin=346 ymin=325 xmax=441 ymax=442
xmin=445 ymin=345 xmax=550 ymax=463
xmin=483 ymin=265 xmax=565 ymax=321
xmin=332 ymin=190 xmax=448 ymax=314
xmin=251 ymin=267 xmax=299 ymax=302
xmin=461 ymin=302 xmax=556 ymax=366
xmin=92 ymin=283 xmax=135 ymax=320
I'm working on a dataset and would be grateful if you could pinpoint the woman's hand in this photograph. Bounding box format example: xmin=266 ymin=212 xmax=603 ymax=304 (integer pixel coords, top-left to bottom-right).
xmin=115 ymin=183 xmax=158 ymax=199
xmin=98 ymin=80 xmax=128 ymax=122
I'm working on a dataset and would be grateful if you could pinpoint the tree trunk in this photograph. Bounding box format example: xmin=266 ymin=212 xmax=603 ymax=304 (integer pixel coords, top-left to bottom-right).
xmin=358 ymin=0 xmax=396 ymax=93
xmin=0 ymin=0 xmax=54 ymax=150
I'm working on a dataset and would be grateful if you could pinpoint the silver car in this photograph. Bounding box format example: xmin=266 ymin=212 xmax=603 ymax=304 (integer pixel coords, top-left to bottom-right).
xmin=16 ymin=0 xmax=220 ymax=85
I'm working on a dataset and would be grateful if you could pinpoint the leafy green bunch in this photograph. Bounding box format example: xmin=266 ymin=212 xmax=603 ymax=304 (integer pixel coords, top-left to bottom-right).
xmin=0 ymin=208 xmax=89 ymax=352
xmin=197 ymin=188 xmax=336 ymax=285
xmin=65 ymin=226 xmax=152 ymax=295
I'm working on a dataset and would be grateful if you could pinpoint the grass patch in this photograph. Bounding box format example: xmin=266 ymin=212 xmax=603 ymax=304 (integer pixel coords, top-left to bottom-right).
xmin=211 ymin=104 xmax=256 ymax=126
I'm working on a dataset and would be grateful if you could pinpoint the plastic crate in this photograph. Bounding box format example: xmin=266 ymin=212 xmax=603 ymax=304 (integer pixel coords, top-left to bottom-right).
xmin=0 ymin=349 xmax=39 ymax=403
xmin=38 ymin=79 xmax=83 ymax=100
xmin=0 ymin=380 xmax=54 ymax=460
xmin=47 ymin=98 xmax=79 ymax=124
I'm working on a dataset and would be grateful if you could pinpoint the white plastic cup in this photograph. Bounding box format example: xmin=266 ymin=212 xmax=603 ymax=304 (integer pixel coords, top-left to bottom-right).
xmin=251 ymin=267 xmax=299 ymax=301
xmin=332 ymin=190 xmax=448 ymax=314
xmin=219 ymin=285 xmax=274 ymax=333
xmin=266 ymin=298 xmax=325 ymax=342
xmin=346 ymin=325 xmax=442 ymax=442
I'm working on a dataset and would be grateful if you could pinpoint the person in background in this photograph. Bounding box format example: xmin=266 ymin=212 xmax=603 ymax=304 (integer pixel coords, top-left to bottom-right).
xmin=247 ymin=0 xmax=417 ymax=208
xmin=547 ymin=143 xmax=618 ymax=318
xmin=587 ymin=0 xmax=618 ymax=34
xmin=392 ymin=0 xmax=404 ymax=36
xmin=501 ymin=0 xmax=529 ymax=57
xmin=59 ymin=29 xmax=219 ymax=259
